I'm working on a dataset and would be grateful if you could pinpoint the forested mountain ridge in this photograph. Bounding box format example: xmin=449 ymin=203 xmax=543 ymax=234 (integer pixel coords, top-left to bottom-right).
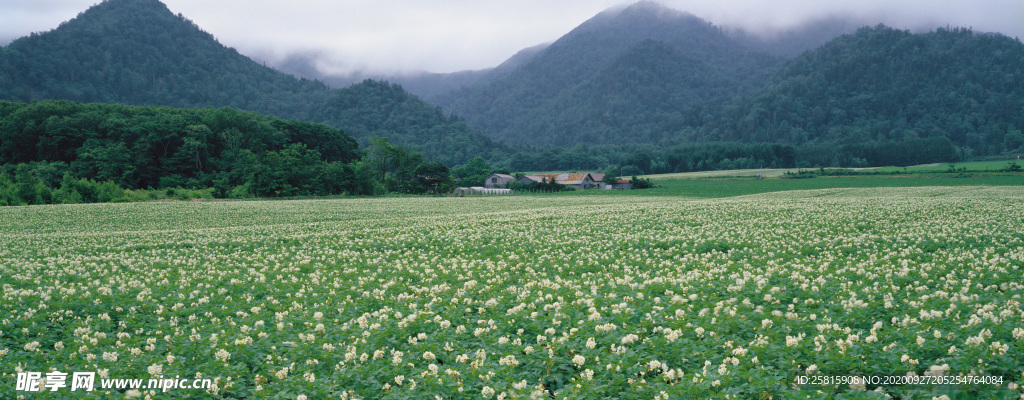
xmin=0 ymin=0 xmax=493 ymax=165
xmin=430 ymin=1 xmax=784 ymax=146
xmin=0 ymin=0 xmax=328 ymax=119
xmin=679 ymin=25 xmax=1024 ymax=161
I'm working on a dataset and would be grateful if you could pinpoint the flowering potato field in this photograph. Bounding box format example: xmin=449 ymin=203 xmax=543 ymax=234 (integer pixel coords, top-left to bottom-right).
xmin=1 ymin=186 xmax=1023 ymax=399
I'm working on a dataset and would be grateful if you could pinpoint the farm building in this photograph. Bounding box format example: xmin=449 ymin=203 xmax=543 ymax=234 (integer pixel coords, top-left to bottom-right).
xmin=590 ymin=173 xmax=632 ymax=190
xmin=454 ymin=187 xmax=512 ymax=196
xmin=517 ymin=173 xmax=600 ymax=190
xmin=484 ymin=173 xmax=516 ymax=188
xmin=609 ymin=180 xmax=632 ymax=190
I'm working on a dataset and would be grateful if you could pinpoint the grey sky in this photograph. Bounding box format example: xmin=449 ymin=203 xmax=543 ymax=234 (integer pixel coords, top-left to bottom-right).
xmin=2 ymin=0 xmax=1022 ymax=74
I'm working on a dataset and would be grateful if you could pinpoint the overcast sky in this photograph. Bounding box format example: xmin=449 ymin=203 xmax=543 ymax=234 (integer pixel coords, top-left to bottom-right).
xmin=2 ymin=0 xmax=1022 ymax=75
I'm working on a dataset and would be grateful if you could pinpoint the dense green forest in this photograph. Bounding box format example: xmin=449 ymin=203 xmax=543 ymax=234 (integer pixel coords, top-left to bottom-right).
xmin=0 ymin=0 xmax=491 ymax=165
xmin=0 ymin=99 xmax=488 ymax=205
xmin=675 ymin=26 xmax=1024 ymax=158
xmin=0 ymin=100 xmax=372 ymax=200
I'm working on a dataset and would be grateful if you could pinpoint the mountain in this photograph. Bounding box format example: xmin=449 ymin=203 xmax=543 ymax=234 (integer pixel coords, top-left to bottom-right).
xmin=0 ymin=0 xmax=494 ymax=165
xmin=684 ymin=25 xmax=1024 ymax=159
xmin=430 ymin=1 xmax=784 ymax=147
xmin=0 ymin=0 xmax=327 ymax=119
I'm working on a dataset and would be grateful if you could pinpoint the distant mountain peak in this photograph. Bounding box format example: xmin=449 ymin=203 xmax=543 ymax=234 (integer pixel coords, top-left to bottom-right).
xmin=0 ymin=0 xmax=322 ymax=112
xmin=593 ymin=1 xmax=700 ymax=24
xmin=31 ymin=0 xmax=210 ymax=45
xmin=620 ymin=1 xmax=694 ymax=18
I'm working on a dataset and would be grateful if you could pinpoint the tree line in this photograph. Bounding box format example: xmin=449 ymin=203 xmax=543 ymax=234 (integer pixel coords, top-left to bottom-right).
xmin=488 ymin=138 xmax=962 ymax=176
xmin=0 ymin=100 xmax=462 ymax=206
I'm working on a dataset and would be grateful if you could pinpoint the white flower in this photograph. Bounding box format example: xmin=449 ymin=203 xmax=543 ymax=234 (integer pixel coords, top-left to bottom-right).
xmin=24 ymin=341 xmax=40 ymax=352
xmin=989 ymin=341 xmax=1009 ymax=355
xmin=148 ymin=364 xmax=163 ymax=376
xmin=481 ymin=385 xmax=495 ymax=399
xmin=215 ymin=348 xmax=231 ymax=362
xmin=423 ymin=351 xmax=435 ymax=360
xmin=499 ymin=355 xmax=519 ymax=366
xmin=925 ymin=364 xmax=949 ymax=376
xmin=572 ymin=354 xmax=585 ymax=367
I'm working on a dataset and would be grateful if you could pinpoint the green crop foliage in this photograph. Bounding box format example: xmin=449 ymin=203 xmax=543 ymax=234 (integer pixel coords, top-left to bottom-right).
xmin=1 ymin=186 xmax=1022 ymax=399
